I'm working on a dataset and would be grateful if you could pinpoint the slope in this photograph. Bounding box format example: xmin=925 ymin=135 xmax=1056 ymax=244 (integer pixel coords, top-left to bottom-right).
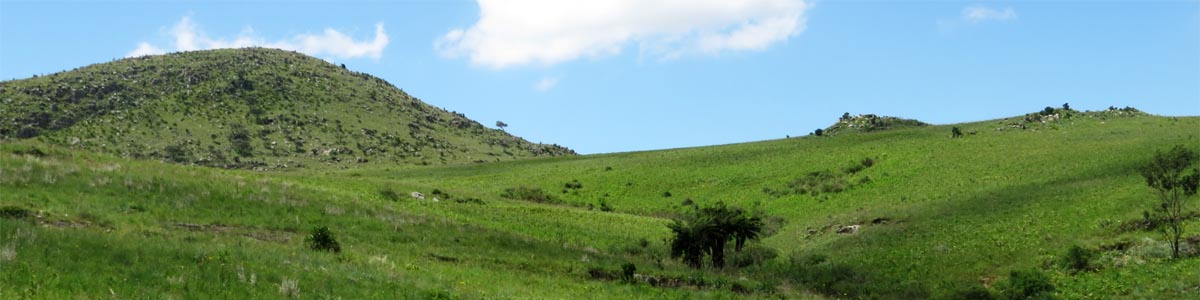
xmin=0 ymin=108 xmax=1197 ymax=299
xmin=0 ymin=48 xmax=573 ymax=170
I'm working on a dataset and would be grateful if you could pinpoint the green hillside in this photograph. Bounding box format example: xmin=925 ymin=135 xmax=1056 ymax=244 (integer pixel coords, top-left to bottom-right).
xmin=1 ymin=100 xmax=1197 ymax=299
xmin=0 ymin=48 xmax=573 ymax=170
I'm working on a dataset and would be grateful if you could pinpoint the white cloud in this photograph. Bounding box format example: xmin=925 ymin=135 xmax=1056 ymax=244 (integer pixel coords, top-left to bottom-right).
xmin=126 ymin=16 xmax=389 ymax=60
xmin=126 ymin=42 xmax=165 ymax=57
xmin=534 ymin=77 xmax=559 ymax=92
xmin=963 ymin=6 xmax=1017 ymax=23
xmin=436 ymin=0 xmax=809 ymax=69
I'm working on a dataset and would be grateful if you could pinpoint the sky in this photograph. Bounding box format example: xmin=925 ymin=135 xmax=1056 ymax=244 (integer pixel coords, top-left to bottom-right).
xmin=1 ymin=0 xmax=1198 ymax=154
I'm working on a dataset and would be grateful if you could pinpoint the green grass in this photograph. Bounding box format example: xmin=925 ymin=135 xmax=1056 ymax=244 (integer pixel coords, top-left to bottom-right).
xmin=1 ymin=105 xmax=1198 ymax=299
xmin=0 ymin=48 xmax=573 ymax=170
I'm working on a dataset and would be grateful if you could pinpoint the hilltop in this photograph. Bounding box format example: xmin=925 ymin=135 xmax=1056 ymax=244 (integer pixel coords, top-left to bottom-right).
xmin=0 ymin=48 xmax=573 ymax=170
xmin=817 ymin=113 xmax=929 ymax=136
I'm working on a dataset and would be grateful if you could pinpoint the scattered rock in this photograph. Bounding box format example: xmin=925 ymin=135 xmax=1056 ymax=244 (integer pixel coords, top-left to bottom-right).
xmin=836 ymin=225 xmax=861 ymax=234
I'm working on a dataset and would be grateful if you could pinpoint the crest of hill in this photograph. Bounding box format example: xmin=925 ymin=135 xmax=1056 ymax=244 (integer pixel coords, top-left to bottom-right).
xmin=820 ymin=113 xmax=929 ymax=136
xmin=0 ymin=48 xmax=574 ymax=170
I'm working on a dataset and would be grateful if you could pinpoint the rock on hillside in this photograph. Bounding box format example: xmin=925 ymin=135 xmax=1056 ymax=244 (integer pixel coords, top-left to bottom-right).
xmin=821 ymin=113 xmax=929 ymax=136
xmin=0 ymin=48 xmax=574 ymax=169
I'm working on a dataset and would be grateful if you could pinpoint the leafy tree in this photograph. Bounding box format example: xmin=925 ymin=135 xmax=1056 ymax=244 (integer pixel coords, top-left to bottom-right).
xmin=495 ymin=121 xmax=508 ymax=130
xmin=1139 ymin=145 xmax=1200 ymax=259
xmin=1062 ymin=102 xmax=1070 ymax=110
xmin=952 ymin=127 xmax=964 ymax=138
xmin=814 ymin=128 xmax=824 ymax=136
xmin=668 ymin=201 xmax=764 ymax=268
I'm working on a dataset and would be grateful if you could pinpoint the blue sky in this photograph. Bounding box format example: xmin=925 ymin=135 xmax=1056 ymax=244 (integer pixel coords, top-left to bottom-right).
xmin=1 ymin=1 xmax=1197 ymax=154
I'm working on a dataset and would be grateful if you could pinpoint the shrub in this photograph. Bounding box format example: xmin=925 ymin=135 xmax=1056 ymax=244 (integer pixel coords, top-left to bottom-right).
xmin=563 ymin=180 xmax=583 ymax=190
xmin=730 ymin=244 xmax=779 ymax=268
xmin=1041 ymin=107 xmax=1056 ymax=116
xmin=952 ymin=127 xmax=964 ymax=138
xmin=598 ymin=199 xmax=613 ymax=212
xmin=949 ymin=284 xmax=995 ymax=300
xmin=662 ymin=191 xmax=672 ymax=197
xmin=998 ymin=269 xmax=1056 ymax=300
xmin=454 ymin=197 xmax=486 ymax=205
xmin=813 ymin=128 xmax=824 ymax=136
xmin=1061 ymin=245 xmax=1096 ymax=273
xmin=500 ymin=187 xmax=560 ymax=204
xmin=620 ymin=263 xmax=637 ymax=283
xmin=378 ymin=188 xmax=400 ymax=201
xmin=0 ymin=206 xmax=32 ymax=219
xmin=229 ymin=124 xmax=254 ymax=157
xmin=305 ymin=226 xmax=341 ymax=253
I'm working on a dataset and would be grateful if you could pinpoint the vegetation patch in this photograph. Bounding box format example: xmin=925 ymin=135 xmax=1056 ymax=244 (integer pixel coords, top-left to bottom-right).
xmin=764 ymin=157 xmax=877 ymax=197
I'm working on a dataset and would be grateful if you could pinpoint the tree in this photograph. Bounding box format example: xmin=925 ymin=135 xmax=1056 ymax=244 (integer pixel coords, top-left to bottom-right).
xmin=668 ymin=202 xmax=764 ymax=268
xmin=1140 ymin=145 xmax=1200 ymax=259
xmin=952 ymin=127 xmax=963 ymax=138
xmin=1062 ymin=102 xmax=1070 ymax=111
xmin=495 ymin=121 xmax=508 ymax=130
xmin=814 ymin=128 xmax=824 ymax=137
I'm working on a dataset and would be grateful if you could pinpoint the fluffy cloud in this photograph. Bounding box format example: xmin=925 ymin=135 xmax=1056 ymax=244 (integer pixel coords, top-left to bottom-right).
xmin=436 ymin=0 xmax=809 ymax=69
xmin=126 ymin=16 xmax=389 ymax=60
xmin=963 ymin=6 xmax=1017 ymax=23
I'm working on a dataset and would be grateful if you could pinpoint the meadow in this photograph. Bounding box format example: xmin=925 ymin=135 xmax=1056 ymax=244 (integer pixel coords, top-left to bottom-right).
xmin=1 ymin=108 xmax=1198 ymax=299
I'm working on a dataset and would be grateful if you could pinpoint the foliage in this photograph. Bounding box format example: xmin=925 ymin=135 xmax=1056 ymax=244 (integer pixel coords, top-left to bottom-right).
xmin=305 ymin=226 xmax=342 ymax=253
xmin=378 ymin=188 xmax=401 ymax=201
xmin=668 ymin=201 xmax=764 ymax=268
xmin=1061 ymin=245 xmax=1096 ymax=273
xmin=997 ymin=269 xmax=1056 ymax=300
xmin=0 ymin=206 xmax=32 ymax=219
xmin=1139 ymin=145 xmax=1200 ymax=259
xmin=500 ymin=186 xmax=560 ymax=204
xmin=620 ymin=263 xmax=637 ymax=283
xmin=952 ymin=127 xmax=963 ymax=138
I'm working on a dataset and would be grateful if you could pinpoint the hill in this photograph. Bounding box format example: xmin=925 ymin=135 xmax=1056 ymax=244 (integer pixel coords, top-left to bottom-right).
xmin=818 ymin=113 xmax=929 ymax=136
xmin=0 ymin=48 xmax=573 ymax=170
xmin=1 ymin=105 xmax=1197 ymax=299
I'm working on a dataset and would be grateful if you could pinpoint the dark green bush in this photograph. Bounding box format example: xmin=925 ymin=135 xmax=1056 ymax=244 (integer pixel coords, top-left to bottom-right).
xmin=306 ymin=226 xmax=342 ymax=253
xmin=620 ymin=263 xmax=637 ymax=283
xmin=0 ymin=206 xmax=32 ymax=219
xmin=379 ymin=188 xmax=400 ymax=201
xmin=500 ymin=186 xmax=560 ymax=204
xmin=454 ymin=197 xmax=486 ymax=205
xmin=998 ymin=269 xmax=1056 ymax=300
xmin=598 ymin=199 xmax=613 ymax=212
xmin=948 ymin=284 xmax=995 ymax=300
xmin=1062 ymin=245 xmax=1096 ymax=273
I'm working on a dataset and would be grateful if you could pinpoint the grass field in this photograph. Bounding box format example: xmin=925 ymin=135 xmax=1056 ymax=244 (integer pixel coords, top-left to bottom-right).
xmin=1 ymin=109 xmax=1198 ymax=299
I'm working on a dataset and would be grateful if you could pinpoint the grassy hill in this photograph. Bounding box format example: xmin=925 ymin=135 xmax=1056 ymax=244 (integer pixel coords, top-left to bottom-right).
xmin=0 ymin=48 xmax=573 ymax=170
xmin=1 ymin=102 xmax=1197 ymax=299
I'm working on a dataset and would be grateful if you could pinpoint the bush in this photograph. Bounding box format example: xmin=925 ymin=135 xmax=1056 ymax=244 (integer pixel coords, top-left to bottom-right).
xmin=306 ymin=226 xmax=341 ymax=253
xmin=500 ymin=186 xmax=560 ymax=204
xmin=620 ymin=263 xmax=637 ymax=283
xmin=0 ymin=206 xmax=32 ymax=219
xmin=379 ymin=188 xmax=400 ymax=201
xmin=948 ymin=284 xmax=995 ymax=300
xmin=1061 ymin=245 xmax=1096 ymax=273
xmin=598 ymin=199 xmax=613 ymax=212
xmin=454 ymin=197 xmax=486 ymax=205
xmin=998 ymin=269 xmax=1056 ymax=300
